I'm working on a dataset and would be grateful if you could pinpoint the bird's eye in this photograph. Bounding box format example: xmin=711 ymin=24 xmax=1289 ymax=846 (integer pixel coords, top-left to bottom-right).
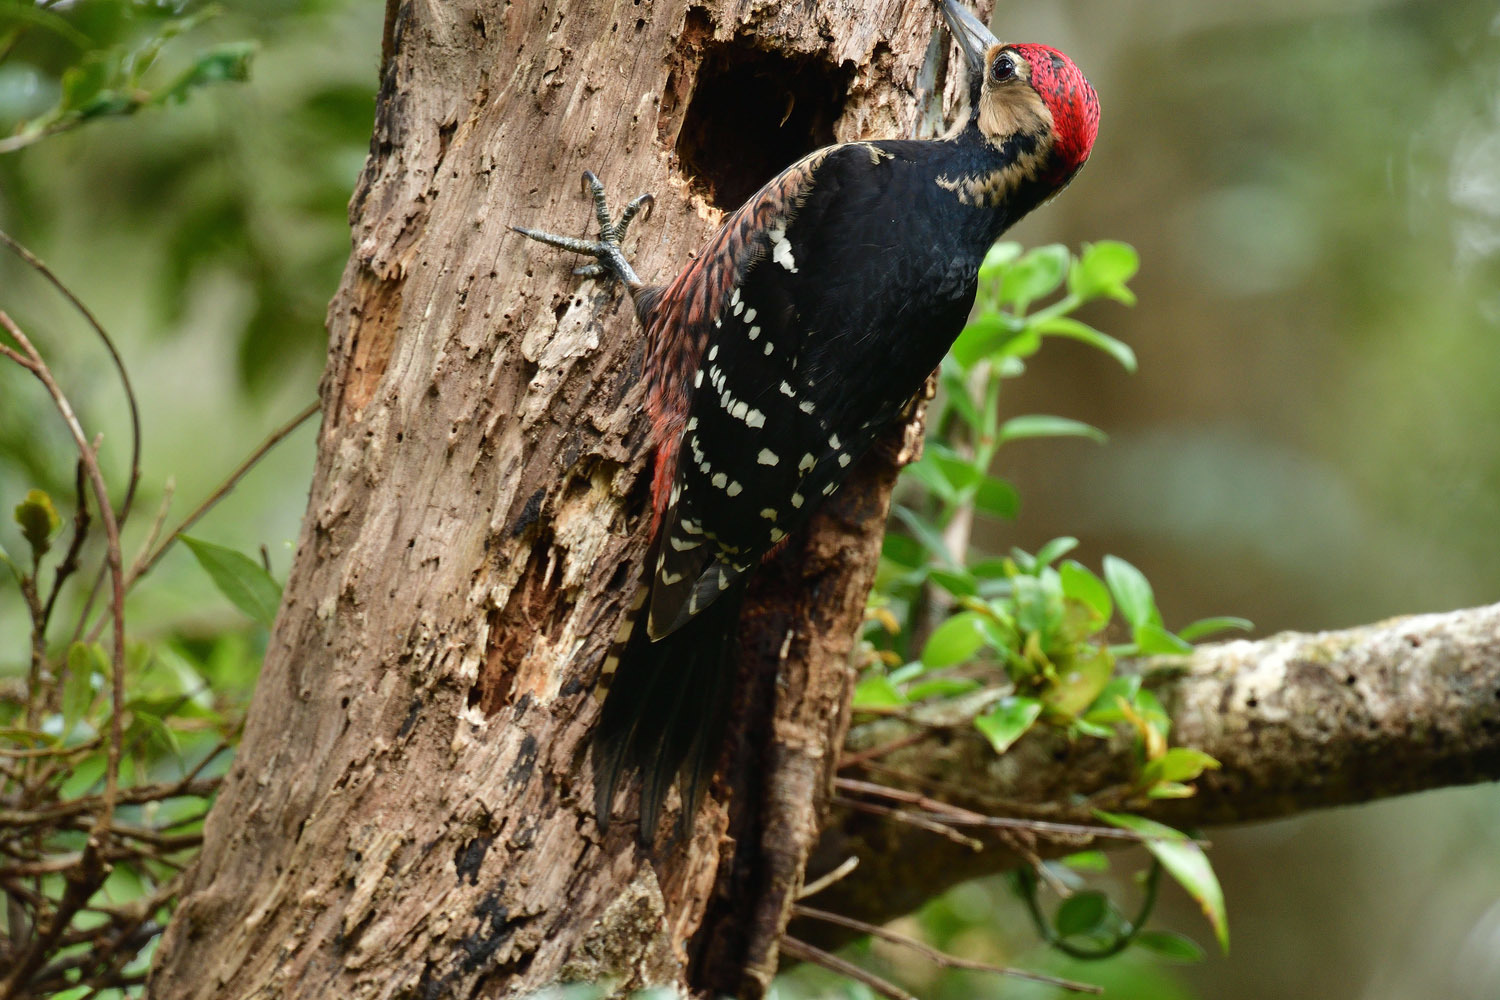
xmin=990 ymin=54 xmax=1016 ymax=83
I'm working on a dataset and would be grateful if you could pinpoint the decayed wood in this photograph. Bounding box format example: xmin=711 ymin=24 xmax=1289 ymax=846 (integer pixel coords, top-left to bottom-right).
xmin=148 ymin=1 xmax=955 ymax=996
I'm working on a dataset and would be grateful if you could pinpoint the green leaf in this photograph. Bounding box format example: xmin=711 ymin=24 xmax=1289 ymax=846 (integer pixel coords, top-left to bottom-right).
xmin=881 ymin=533 xmax=924 ymax=569
xmin=977 ymin=241 xmax=1023 ymax=281
xmin=1060 ymin=560 xmax=1112 ymax=620
xmin=1146 ymin=781 xmax=1197 ymax=799
xmin=852 ymin=674 xmax=907 ymax=709
xmin=921 ymin=611 xmax=989 ymax=669
xmin=14 ymin=489 xmax=61 ymax=559
xmin=1012 ymin=575 xmax=1061 ymax=637
xmin=928 ymin=443 xmax=983 ymax=493
xmin=973 ymin=475 xmax=1019 ymax=519
xmin=938 ymin=368 xmax=984 ymax=430
xmin=1132 ymin=622 xmax=1194 ymax=655
xmin=1068 ymin=240 xmax=1140 ymax=305
xmin=1081 ymin=676 xmax=1141 ymax=725
xmin=1143 ymin=746 xmax=1221 ymax=786
xmin=902 ymin=453 xmax=957 ymax=504
xmin=927 ymin=567 xmax=978 ymax=598
xmin=59 ymin=58 xmax=111 ymax=114
xmin=182 ymin=536 xmax=283 ymax=627
xmin=969 ymin=557 xmax=1013 ymax=579
xmin=973 ymin=696 xmax=1042 ymax=754
xmin=1000 ymin=244 xmax=1069 ymax=305
xmin=1095 ymin=811 xmax=1229 ymax=953
xmin=950 ymin=312 xmax=1028 ymax=369
xmin=1032 ymin=537 xmax=1079 ymax=568
xmin=1134 ymin=929 xmax=1205 ymax=963
xmin=890 ymin=505 xmax=955 ymax=566
xmin=1178 ymin=616 xmax=1254 ymax=643
xmin=1042 ymin=642 xmax=1115 ymax=719
xmin=1034 ymin=316 xmax=1138 ymax=373
xmin=0 ymin=2 xmax=94 ymax=48
xmin=1060 ymin=850 xmax=1110 ymax=873
xmin=888 ymin=661 xmax=925 ymax=684
xmin=998 ymin=414 xmax=1106 ymax=445
xmin=905 ymin=677 xmax=982 ymax=701
xmin=1103 ymin=555 xmax=1157 ymax=629
xmin=1073 ymin=241 xmax=1140 ymax=302
xmin=1055 ymin=891 xmax=1111 ymax=938
xmin=152 ymin=42 xmax=257 ymax=106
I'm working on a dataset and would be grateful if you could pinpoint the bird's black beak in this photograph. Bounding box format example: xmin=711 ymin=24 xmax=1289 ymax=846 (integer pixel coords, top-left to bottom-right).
xmin=940 ymin=0 xmax=1000 ymax=74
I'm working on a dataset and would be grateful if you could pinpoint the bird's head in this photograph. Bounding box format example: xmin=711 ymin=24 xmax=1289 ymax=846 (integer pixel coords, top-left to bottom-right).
xmin=941 ymin=0 xmax=1099 ymax=188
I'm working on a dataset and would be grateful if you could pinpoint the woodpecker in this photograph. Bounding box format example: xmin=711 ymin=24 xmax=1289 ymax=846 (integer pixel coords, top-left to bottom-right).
xmin=515 ymin=0 xmax=1099 ymax=842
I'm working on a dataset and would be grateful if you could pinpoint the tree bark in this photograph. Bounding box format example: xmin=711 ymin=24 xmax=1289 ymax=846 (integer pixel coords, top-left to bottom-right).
xmin=149 ymin=1 xmax=948 ymax=997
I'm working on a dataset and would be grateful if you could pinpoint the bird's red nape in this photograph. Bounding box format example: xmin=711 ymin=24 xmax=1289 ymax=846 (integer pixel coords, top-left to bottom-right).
xmin=1013 ymin=42 xmax=1100 ymax=181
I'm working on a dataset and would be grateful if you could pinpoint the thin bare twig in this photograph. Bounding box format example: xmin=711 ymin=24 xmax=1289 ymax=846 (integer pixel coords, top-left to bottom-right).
xmin=798 ymin=856 xmax=860 ymax=901
xmin=832 ymin=795 xmax=984 ymax=850
xmin=126 ymin=399 xmax=319 ymax=588
xmin=0 ymin=228 xmax=141 ymax=527
xmin=780 ymin=937 xmax=914 ymax=1000
xmin=793 ymin=904 xmax=1103 ymax=994
xmin=835 ymin=776 xmax=1206 ymax=846
xmin=40 ymin=458 xmax=90 ymax=629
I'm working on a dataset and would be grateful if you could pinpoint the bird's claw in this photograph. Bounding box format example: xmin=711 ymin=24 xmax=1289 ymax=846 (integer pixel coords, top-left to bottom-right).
xmin=514 ymin=170 xmax=654 ymax=289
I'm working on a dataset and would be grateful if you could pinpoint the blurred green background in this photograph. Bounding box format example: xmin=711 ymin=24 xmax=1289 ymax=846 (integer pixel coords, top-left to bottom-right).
xmin=2 ymin=1 xmax=1498 ymax=998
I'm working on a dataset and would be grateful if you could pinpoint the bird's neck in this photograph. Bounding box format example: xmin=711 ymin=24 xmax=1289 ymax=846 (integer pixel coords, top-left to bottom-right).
xmin=927 ymin=126 xmax=1058 ymax=232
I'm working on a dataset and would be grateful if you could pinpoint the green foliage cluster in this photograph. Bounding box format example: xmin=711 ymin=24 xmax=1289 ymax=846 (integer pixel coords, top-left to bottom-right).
xmin=0 ymin=2 xmax=253 ymax=154
xmin=851 ymin=242 xmax=1243 ymax=979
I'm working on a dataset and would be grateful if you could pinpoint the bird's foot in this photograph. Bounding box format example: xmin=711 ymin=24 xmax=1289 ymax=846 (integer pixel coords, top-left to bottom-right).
xmin=513 ymin=170 xmax=654 ymax=289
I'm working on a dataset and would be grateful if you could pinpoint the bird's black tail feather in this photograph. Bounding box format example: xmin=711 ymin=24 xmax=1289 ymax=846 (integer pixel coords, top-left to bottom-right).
xmin=593 ymin=578 xmax=747 ymax=844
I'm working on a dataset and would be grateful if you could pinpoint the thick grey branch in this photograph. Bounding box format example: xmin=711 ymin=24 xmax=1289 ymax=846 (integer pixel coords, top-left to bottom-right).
xmin=800 ymin=602 xmax=1500 ymax=940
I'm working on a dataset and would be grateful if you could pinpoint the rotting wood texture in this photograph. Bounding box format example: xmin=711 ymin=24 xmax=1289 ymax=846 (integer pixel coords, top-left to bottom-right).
xmin=148 ymin=1 xmax=960 ymax=996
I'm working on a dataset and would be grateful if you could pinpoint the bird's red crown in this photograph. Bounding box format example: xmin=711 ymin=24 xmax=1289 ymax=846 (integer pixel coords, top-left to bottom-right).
xmin=1013 ymin=43 xmax=1099 ymax=179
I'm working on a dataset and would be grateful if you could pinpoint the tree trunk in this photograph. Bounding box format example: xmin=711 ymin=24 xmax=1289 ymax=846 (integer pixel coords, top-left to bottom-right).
xmin=148 ymin=1 xmax=948 ymax=996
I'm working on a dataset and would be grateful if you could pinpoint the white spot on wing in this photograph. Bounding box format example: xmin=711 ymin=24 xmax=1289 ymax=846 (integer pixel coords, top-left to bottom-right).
xmin=798 ymin=453 xmax=815 ymax=473
xmin=727 ymin=480 xmax=742 ymax=496
xmin=838 ymin=453 xmax=851 ymax=467
xmin=798 ymin=400 xmax=815 ymax=414
xmin=791 ymin=492 xmax=804 ymax=508
xmin=779 ymin=381 xmax=796 ymax=397
xmin=757 ymin=448 xmax=779 ymax=466
xmin=712 ymin=472 xmax=727 ymax=489
xmin=745 ymin=409 xmax=766 ymax=429
xmin=770 ymin=224 xmax=798 ymax=272
xmin=759 ymin=508 xmax=778 ymax=520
